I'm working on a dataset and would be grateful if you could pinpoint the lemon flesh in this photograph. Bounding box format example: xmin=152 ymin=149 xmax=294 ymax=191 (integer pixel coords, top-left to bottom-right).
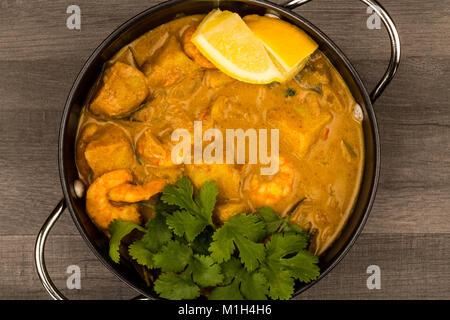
xmin=244 ymin=15 xmax=319 ymax=80
xmin=191 ymin=9 xmax=283 ymax=84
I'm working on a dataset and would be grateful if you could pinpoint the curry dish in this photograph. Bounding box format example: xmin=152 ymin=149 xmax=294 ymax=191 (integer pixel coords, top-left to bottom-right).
xmin=75 ymin=14 xmax=364 ymax=256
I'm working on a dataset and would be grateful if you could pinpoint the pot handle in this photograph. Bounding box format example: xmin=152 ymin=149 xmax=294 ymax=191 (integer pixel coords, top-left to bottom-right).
xmin=35 ymin=199 xmax=151 ymax=300
xmin=34 ymin=199 xmax=68 ymax=300
xmin=282 ymin=0 xmax=401 ymax=103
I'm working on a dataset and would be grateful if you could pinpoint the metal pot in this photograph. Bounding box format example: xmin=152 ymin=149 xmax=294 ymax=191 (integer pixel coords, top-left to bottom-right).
xmin=35 ymin=0 xmax=400 ymax=300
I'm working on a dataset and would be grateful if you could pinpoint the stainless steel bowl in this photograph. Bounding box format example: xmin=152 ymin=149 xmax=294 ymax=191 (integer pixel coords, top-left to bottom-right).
xmin=35 ymin=0 xmax=400 ymax=300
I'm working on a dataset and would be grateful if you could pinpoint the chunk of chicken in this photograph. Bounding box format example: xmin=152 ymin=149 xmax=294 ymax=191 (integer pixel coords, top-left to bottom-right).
xmin=136 ymin=129 xmax=180 ymax=167
xmin=90 ymin=62 xmax=149 ymax=118
xmin=142 ymin=36 xmax=202 ymax=88
xmin=185 ymin=164 xmax=241 ymax=201
xmin=267 ymin=93 xmax=331 ymax=159
xmin=84 ymin=125 xmax=134 ymax=178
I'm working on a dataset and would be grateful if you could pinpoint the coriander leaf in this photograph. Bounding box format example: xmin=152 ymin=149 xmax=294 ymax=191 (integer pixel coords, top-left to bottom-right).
xmin=153 ymin=198 xmax=179 ymax=214
xmin=160 ymin=176 xmax=198 ymax=214
xmin=283 ymin=221 xmax=305 ymax=234
xmin=265 ymin=232 xmax=309 ymax=258
xmin=166 ymin=210 xmax=207 ymax=242
xmin=161 ymin=178 xmax=218 ymax=232
xmin=154 ymin=272 xmax=200 ymax=300
xmin=260 ymin=265 xmax=294 ymax=300
xmin=208 ymin=232 xmax=235 ymax=265
xmin=217 ymin=257 xmax=267 ymax=300
xmin=153 ymin=240 xmax=193 ymax=272
xmin=173 ymin=234 xmax=189 ymax=246
xmin=194 ymin=181 xmax=218 ymax=226
xmin=190 ymin=231 xmax=213 ymax=255
xmin=285 ymin=87 xmax=296 ymax=97
xmin=208 ymin=281 xmax=243 ymax=300
xmin=233 ymin=236 xmax=266 ymax=272
xmin=141 ymin=211 xmax=171 ymax=252
xmin=261 ymin=232 xmax=320 ymax=299
xmin=135 ymin=151 xmax=143 ymax=165
xmin=109 ymin=219 xmax=145 ymax=263
xmin=188 ymin=254 xmax=223 ymax=287
xmin=239 ymin=270 xmax=268 ymax=300
xmin=258 ymin=206 xmax=306 ymax=235
xmin=227 ymin=214 xmax=267 ymax=242
xmin=128 ymin=240 xmax=154 ymax=268
xmin=209 ymin=214 xmax=266 ymax=271
xmin=258 ymin=207 xmax=283 ymax=234
xmin=220 ymin=257 xmax=243 ymax=285
xmin=282 ymin=250 xmax=320 ymax=283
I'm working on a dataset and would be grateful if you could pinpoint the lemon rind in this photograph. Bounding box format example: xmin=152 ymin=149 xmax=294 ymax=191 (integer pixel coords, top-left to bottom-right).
xmin=191 ymin=9 xmax=283 ymax=84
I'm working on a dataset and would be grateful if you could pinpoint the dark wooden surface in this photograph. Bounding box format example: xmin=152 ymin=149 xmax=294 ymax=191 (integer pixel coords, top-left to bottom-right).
xmin=0 ymin=0 xmax=449 ymax=299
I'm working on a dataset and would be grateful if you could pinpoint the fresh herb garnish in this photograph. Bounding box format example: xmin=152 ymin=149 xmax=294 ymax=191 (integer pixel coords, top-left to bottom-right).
xmin=128 ymin=239 xmax=155 ymax=268
xmin=285 ymin=88 xmax=296 ymax=97
xmin=163 ymin=177 xmax=217 ymax=241
xmin=108 ymin=220 xmax=145 ymax=263
xmin=342 ymin=139 xmax=357 ymax=158
xmin=108 ymin=177 xmax=320 ymax=300
xmin=210 ymin=257 xmax=268 ymax=300
xmin=209 ymin=214 xmax=266 ymax=271
xmin=135 ymin=151 xmax=143 ymax=165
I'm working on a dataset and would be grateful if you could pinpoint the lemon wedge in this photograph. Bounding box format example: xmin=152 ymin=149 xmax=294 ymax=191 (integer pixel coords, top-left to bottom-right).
xmin=244 ymin=15 xmax=318 ymax=80
xmin=191 ymin=9 xmax=283 ymax=84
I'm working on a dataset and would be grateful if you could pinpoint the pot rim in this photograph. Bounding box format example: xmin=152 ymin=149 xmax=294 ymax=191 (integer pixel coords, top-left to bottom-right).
xmin=58 ymin=0 xmax=380 ymax=299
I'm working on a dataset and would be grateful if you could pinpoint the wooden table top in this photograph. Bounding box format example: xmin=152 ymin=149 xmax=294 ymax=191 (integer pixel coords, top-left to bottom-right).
xmin=0 ymin=0 xmax=448 ymax=299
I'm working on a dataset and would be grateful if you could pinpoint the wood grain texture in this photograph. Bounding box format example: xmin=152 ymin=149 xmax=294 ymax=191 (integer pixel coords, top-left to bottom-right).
xmin=1 ymin=233 xmax=448 ymax=300
xmin=0 ymin=0 xmax=449 ymax=299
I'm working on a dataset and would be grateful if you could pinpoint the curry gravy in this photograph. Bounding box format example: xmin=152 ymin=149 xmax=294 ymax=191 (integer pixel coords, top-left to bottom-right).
xmin=75 ymin=15 xmax=364 ymax=255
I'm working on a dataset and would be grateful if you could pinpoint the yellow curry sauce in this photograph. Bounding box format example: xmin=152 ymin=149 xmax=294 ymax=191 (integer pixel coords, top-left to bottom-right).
xmin=75 ymin=15 xmax=364 ymax=255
